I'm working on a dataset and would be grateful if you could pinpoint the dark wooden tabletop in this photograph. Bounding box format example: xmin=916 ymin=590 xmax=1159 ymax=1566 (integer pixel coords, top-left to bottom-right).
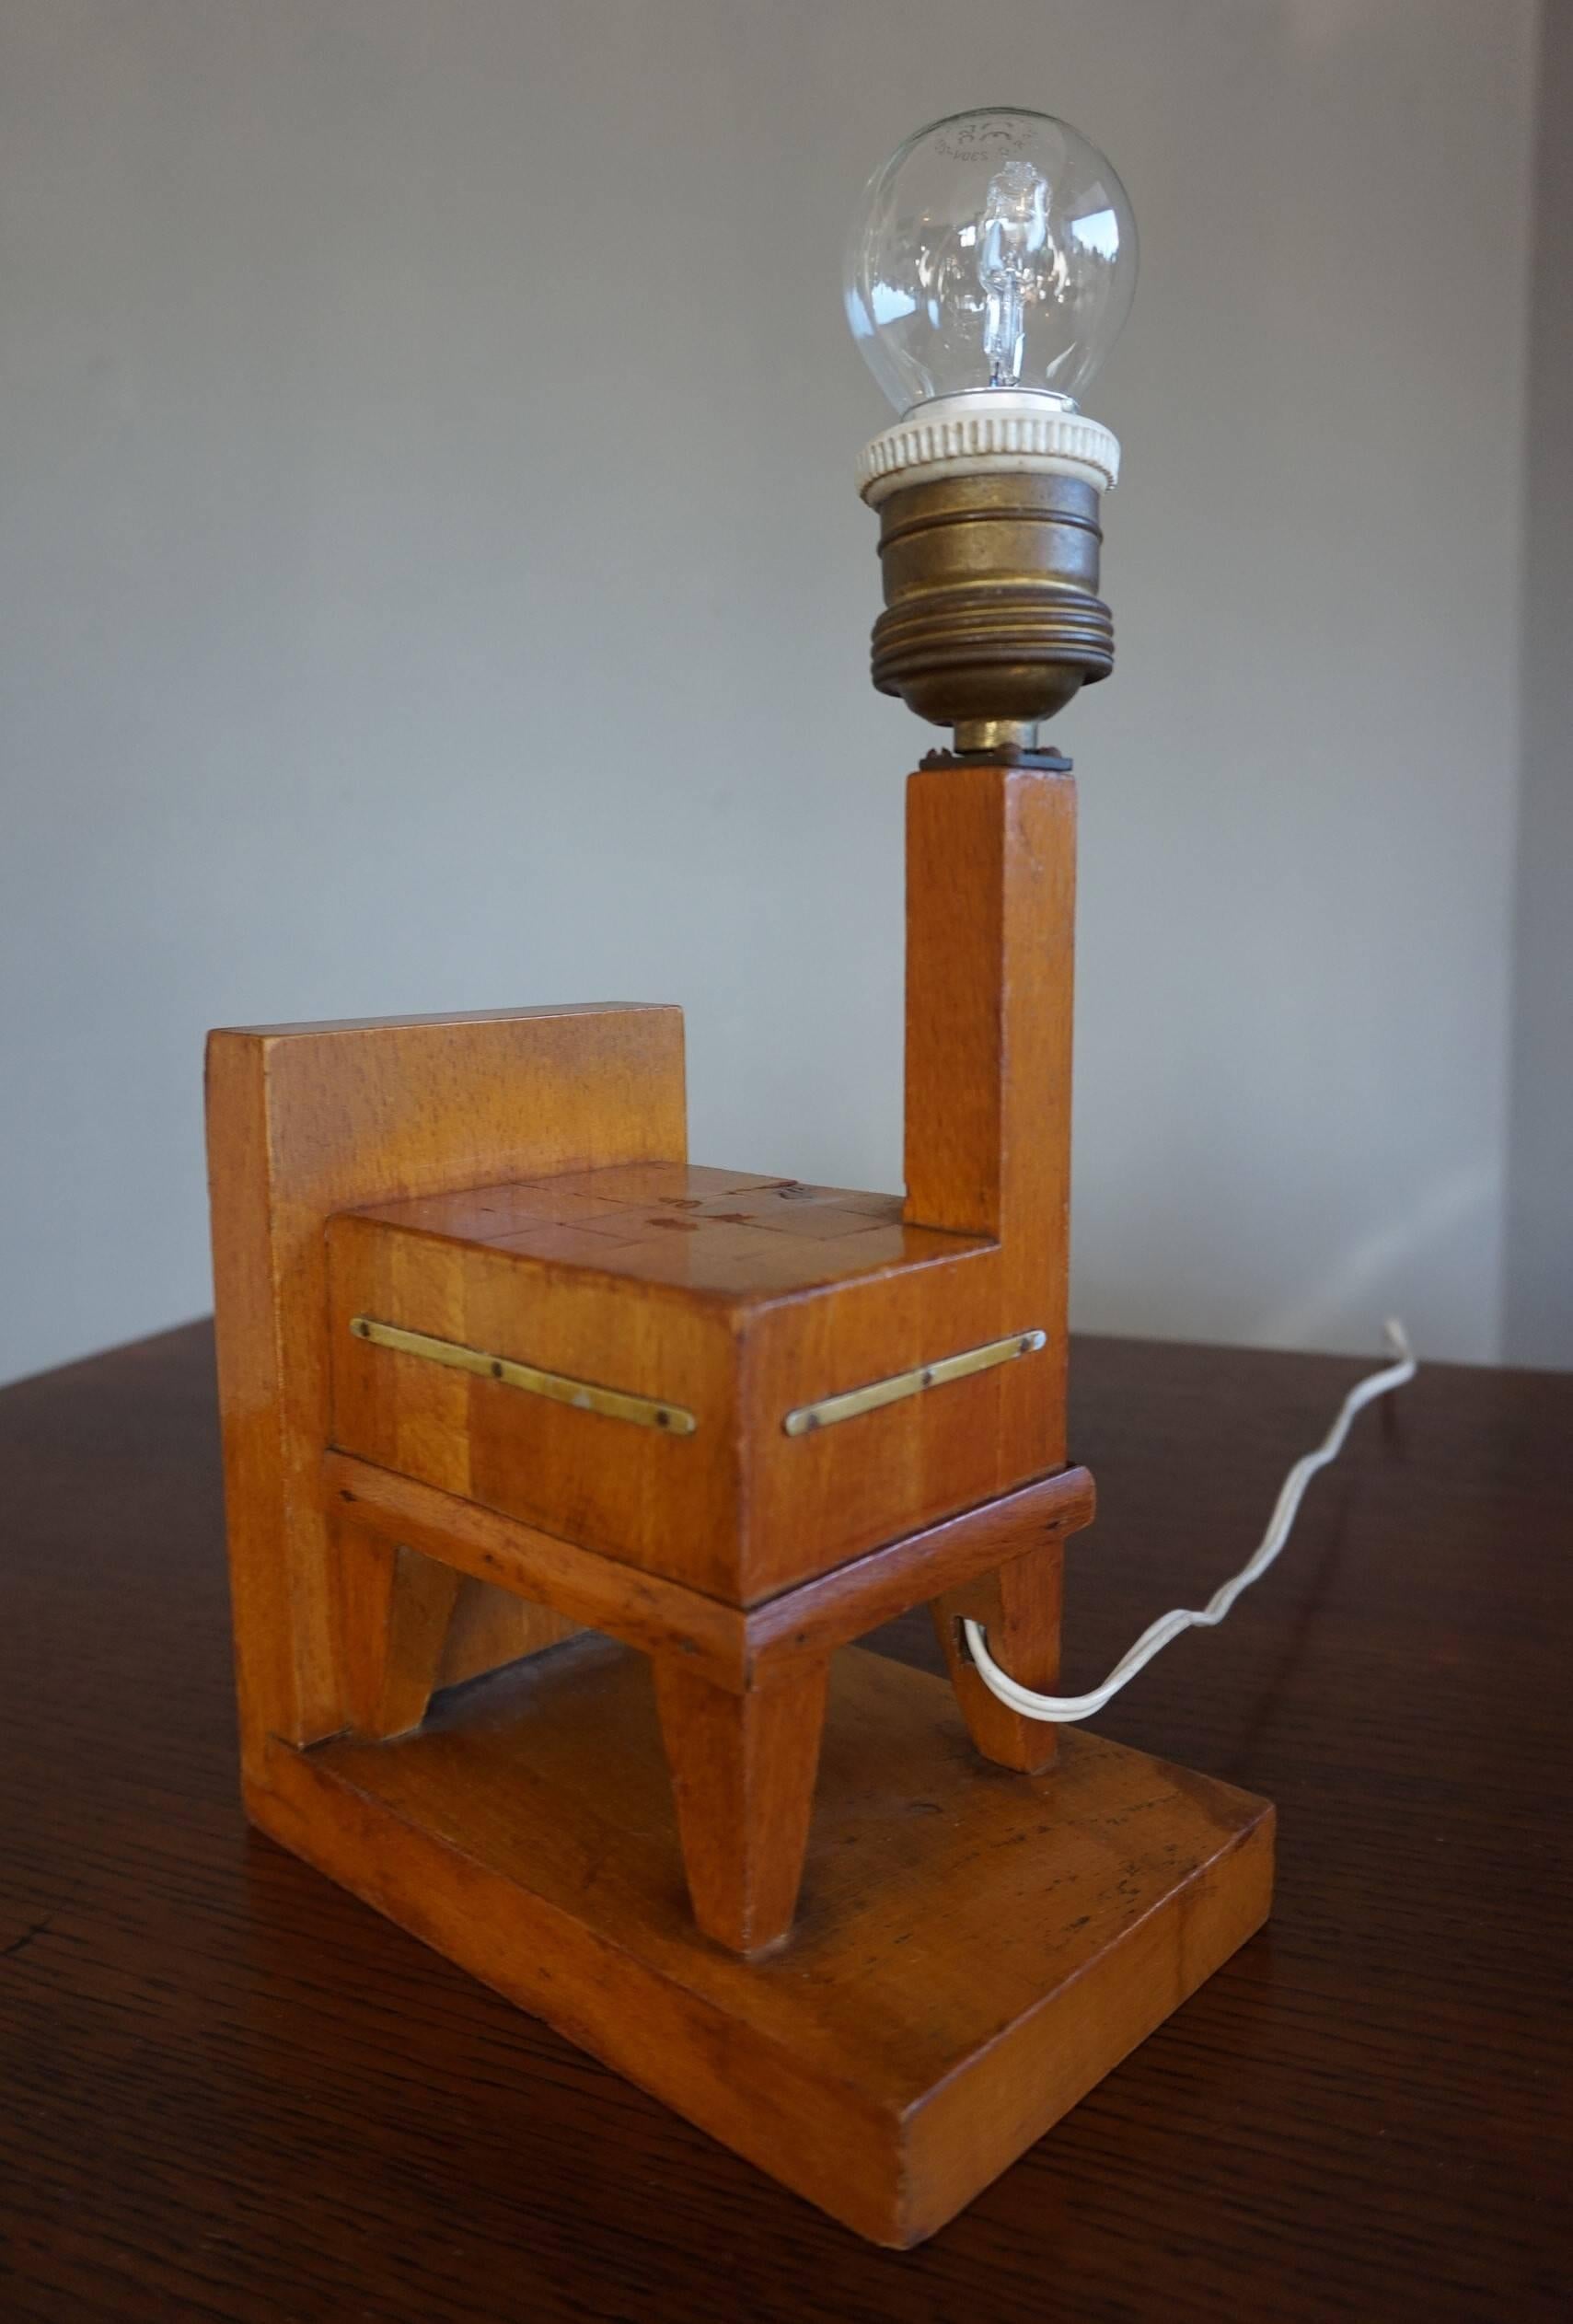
xmin=3 ymin=1321 xmax=1569 ymax=2322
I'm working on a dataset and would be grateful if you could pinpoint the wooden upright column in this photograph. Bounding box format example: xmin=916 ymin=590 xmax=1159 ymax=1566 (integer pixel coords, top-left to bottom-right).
xmin=905 ymin=764 xmax=1077 ymax=1771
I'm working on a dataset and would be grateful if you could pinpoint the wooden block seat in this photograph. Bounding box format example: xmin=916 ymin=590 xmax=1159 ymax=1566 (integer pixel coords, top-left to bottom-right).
xmin=328 ymin=1160 xmax=1068 ymax=1605
xmin=326 ymin=1157 xmax=1093 ymax=1951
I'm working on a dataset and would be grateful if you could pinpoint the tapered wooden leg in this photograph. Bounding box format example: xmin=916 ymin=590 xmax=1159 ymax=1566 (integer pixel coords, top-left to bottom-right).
xmin=433 ymin=1578 xmax=580 ymax=1693
xmin=335 ymin=1520 xmax=462 ymax=1740
xmin=932 ymin=1541 xmax=1062 ymax=1774
xmin=653 ymin=1659 xmax=830 ymax=1954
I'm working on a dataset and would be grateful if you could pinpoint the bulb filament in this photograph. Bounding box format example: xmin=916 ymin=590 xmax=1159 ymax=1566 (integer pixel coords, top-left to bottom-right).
xmin=977 ymin=158 xmax=1049 ymax=388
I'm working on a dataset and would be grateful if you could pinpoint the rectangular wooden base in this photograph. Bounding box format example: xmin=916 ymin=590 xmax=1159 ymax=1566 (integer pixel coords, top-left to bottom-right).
xmin=249 ymin=1636 xmax=1274 ymax=2247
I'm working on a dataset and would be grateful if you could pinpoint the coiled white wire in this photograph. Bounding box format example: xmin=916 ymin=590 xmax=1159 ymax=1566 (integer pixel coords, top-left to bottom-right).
xmin=964 ymin=1319 xmax=1417 ymax=1725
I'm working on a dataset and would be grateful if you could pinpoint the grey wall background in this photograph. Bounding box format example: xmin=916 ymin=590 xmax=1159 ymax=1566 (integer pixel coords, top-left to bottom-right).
xmin=1506 ymin=0 xmax=1573 ymax=1368
xmin=1 ymin=0 xmax=1561 ymax=1388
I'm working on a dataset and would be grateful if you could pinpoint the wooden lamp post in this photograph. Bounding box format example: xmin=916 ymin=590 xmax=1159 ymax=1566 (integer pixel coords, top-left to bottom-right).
xmin=206 ymin=107 xmax=1271 ymax=2247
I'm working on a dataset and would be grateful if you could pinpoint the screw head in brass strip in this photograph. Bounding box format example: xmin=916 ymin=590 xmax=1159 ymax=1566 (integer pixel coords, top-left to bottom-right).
xmin=350 ymin=1316 xmax=697 ymax=1436
xmin=782 ymin=1328 xmax=1047 ymax=1438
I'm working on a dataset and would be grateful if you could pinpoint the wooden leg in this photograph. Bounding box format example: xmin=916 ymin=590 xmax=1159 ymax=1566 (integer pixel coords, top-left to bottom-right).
xmin=334 ymin=1520 xmax=462 ymax=1740
xmin=931 ymin=1541 xmax=1062 ymax=1774
xmin=433 ymin=1578 xmax=579 ymax=1693
xmin=653 ymin=1659 xmax=830 ymax=1954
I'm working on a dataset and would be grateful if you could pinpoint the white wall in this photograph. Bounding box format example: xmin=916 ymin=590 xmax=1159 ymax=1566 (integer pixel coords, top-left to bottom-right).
xmin=0 ymin=0 xmax=1541 ymax=1385
xmin=1505 ymin=0 xmax=1573 ymax=1367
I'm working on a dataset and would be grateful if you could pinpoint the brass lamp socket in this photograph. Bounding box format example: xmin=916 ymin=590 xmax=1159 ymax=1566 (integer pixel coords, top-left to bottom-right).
xmin=868 ymin=468 xmax=1113 ymax=747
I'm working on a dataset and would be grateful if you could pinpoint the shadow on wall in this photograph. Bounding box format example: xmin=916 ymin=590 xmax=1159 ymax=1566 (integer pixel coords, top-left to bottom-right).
xmin=1257 ymin=1162 xmax=1502 ymax=1349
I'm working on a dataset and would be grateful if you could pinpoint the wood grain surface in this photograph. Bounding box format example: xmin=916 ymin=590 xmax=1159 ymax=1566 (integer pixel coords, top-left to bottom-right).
xmin=204 ymin=1003 xmax=686 ymax=1766
xmin=2 ymin=1322 xmax=1569 ymax=2319
xmin=650 ymin=1650 xmax=832 ymax=1954
xmin=257 ymin=1639 xmax=1268 ymax=2240
xmin=321 ymin=1451 xmax=1094 ymax=1694
xmin=905 ymin=762 xmax=1075 ymax=1481
xmin=328 ymin=1157 xmax=1038 ymax=1602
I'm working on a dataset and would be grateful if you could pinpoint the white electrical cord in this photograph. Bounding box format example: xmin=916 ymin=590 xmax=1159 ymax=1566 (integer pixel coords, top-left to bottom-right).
xmin=964 ymin=1319 xmax=1417 ymax=1724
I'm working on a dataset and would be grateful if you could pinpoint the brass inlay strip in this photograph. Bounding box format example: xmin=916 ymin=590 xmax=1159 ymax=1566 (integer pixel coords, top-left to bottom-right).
xmin=349 ymin=1316 xmax=697 ymax=1436
xmin=782 ymin=1328 xmax=1047 ymax=1438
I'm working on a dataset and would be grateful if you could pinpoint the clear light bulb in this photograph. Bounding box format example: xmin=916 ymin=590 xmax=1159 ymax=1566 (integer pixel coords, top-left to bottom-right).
xmin=845 ymin=107 xmax=1137 ymax=415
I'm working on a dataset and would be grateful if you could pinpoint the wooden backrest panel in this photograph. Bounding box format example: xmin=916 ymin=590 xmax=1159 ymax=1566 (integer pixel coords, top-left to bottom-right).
xmin=205 ymin=1003 xmax=686 ymax=1773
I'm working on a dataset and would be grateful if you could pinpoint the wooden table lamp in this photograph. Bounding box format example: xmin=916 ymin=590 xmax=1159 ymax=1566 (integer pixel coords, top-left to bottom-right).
xmin=206 ymin=107 xmax=1271 ymax=2248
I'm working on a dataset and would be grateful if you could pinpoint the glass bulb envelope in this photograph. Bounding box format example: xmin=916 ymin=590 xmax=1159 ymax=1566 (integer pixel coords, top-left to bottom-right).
xmin=845 ymin=108 xmax=1137 ymax=417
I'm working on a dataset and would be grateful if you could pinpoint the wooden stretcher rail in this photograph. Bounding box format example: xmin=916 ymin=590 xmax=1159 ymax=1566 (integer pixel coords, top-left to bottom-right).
xmin=322 ymin=1450 xmax=1096 ymax=1694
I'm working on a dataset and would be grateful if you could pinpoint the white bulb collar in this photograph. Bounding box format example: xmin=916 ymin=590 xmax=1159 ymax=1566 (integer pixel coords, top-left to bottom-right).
xmin=857 ymin=390 xmax=1120 ymax=505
